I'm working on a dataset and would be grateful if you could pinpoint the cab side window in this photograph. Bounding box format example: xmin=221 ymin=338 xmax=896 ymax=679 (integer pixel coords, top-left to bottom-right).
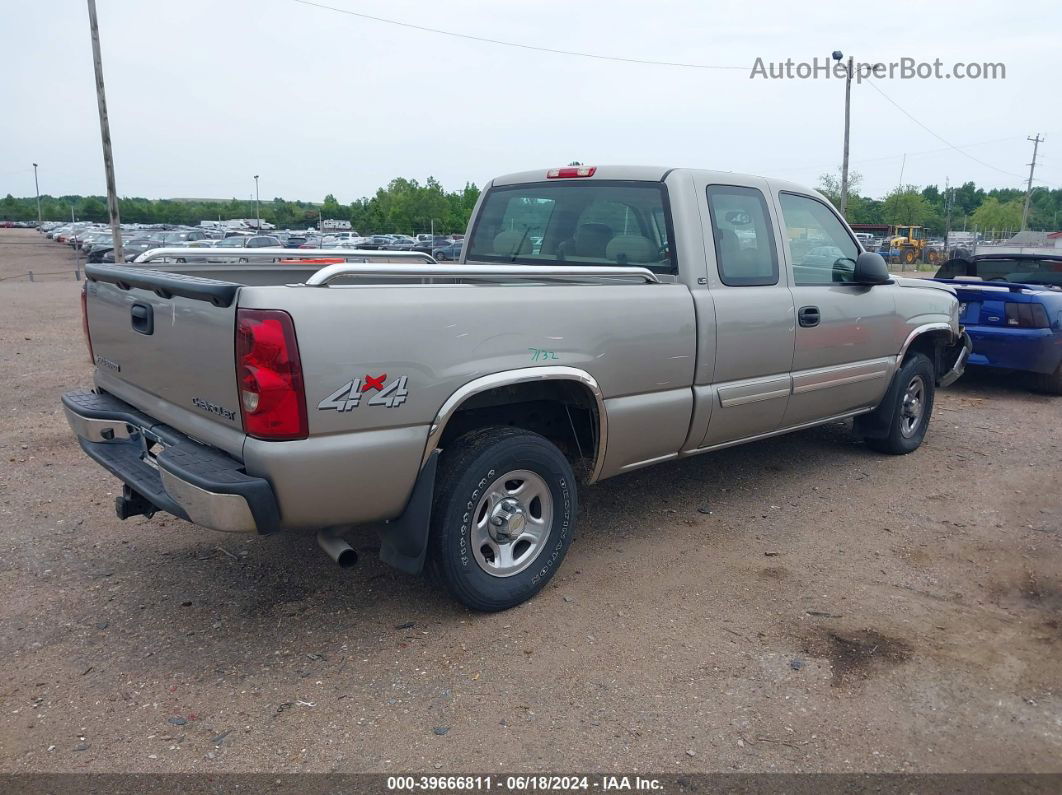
xmin=706 ymin=185 xmax=778 ymax=286
xmin=779 ymin=193 xmax=860 ymax=285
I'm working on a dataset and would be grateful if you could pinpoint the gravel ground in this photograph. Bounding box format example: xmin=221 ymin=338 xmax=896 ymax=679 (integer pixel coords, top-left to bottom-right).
xmin=0 ymin=229 xmax=1060 ymax=774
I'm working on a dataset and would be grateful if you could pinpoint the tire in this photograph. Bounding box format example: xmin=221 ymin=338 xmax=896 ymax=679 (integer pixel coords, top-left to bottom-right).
xmin=1033 ymin=364 xmax=1062 ymax=395
xmin=865 ymin=353 xmax=936 ymax=455
xmin=901 ymin=247 xmax=919 ymax=265
xmin=428 ymin=427 xmax=577 ymax=611
xmin=435 ymin=251 xmax=448 ymax=261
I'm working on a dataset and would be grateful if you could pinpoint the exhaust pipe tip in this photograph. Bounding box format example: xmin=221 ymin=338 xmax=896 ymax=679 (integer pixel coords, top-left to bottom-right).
xmin=317 ymin=529 xmax=358 ymax=568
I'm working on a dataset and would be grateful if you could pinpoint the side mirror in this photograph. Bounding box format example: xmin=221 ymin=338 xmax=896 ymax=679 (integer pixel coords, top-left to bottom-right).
xmin=853 ymin=251 xmax=892 ymax=285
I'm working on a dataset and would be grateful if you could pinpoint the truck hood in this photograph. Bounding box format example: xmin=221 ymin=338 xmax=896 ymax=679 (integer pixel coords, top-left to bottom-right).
xmin=892 ymin=275 xmax=956 ymax=295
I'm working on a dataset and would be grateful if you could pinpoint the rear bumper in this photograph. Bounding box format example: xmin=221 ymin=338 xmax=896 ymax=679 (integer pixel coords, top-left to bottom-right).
xmin=62 ymin=390 xmax=280 ymax=534
xmin=966 ymin=326 xmax=1062 ymax=375
xmin=939 ymin=330 xmax=973 ymax=388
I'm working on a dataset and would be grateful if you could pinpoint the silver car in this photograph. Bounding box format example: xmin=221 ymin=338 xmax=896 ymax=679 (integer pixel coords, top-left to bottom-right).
xmin=63 ymin=165 xmax=969 ymax=611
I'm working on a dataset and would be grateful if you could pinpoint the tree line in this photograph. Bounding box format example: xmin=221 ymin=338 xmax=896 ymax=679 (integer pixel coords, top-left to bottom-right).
xmin=817 ymin=171 xmax=1062 ymax=235
xmin=0 ymin=176 xmax=481 ymax=235
xmin=3 ymin=172 xmax=1060 ymax=237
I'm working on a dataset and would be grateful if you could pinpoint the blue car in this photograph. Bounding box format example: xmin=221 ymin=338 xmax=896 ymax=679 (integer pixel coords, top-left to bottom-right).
xmin=933 ymin=253 xmax=1062 ymax=393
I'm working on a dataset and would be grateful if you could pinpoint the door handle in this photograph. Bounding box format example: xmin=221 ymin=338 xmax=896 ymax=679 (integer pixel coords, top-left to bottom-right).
xmin=798 ymin=305 xmax=820 ymax=328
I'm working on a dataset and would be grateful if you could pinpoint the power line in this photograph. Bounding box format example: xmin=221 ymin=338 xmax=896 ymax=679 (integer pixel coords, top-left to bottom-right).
xmin=863 ymin=78 xmax=1028 ymax=181
xmin=292 ymin=2 xmax=1043 ymax=187
xmin=855 ymin=135 xmax=1029 ymax=167
xmin=766 ymin=134 xmax=1030 ymax=175
xmin=290 ymin=0 xmax=747 ymax=70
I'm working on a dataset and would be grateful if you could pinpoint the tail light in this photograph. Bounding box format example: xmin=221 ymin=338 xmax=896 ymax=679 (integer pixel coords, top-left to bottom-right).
xmin=235 ymin=309 xmax=308 ymax=440
xmin=1005 ymin=302 xmax=1049 ymax=328
xmin=81 ymin=283 xmax=94 ymax=364
xmin=547 ymin=166 xmax=597 ymax=178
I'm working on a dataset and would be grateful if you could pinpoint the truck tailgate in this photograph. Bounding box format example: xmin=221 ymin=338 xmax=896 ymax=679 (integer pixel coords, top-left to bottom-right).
xmin=85 ymin=267 xmax=244 ymax=444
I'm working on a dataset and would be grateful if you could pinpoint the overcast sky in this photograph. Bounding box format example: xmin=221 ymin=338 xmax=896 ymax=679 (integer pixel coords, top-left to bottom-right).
xmin=3 ymin=0 xmax=1060 ymax=203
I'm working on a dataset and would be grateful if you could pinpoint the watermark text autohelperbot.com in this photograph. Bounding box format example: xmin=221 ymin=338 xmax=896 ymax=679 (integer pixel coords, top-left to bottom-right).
xmin=750 ymin=57 xmax=1005 ymax=82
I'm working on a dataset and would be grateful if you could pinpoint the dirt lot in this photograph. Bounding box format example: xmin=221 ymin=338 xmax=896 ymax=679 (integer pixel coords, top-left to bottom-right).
xmin=0 ymin=228 xmax=1060 ymax=774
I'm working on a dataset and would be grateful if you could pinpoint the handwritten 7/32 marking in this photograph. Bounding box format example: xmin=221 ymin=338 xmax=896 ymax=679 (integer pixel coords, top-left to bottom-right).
xmin=529 ymin=348 xmax=560 ymax=362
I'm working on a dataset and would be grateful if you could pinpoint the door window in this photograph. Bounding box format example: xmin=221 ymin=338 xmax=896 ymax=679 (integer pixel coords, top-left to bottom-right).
xmin=779 ymin=193 xmax=860 ymax=285
xmin=705 ymin=185 xmax=778 ymax=286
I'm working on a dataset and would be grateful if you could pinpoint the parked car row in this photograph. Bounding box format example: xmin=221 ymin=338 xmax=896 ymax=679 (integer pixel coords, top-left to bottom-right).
xmin=36 ymin=221 xmax=464 ymax=262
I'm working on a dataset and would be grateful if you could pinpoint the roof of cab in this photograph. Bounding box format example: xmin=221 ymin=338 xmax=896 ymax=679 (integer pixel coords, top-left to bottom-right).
xmin=491 ymin=165 xmax=671 ymax=185
xmin=489 ymin=164 xmax=818 ymax=197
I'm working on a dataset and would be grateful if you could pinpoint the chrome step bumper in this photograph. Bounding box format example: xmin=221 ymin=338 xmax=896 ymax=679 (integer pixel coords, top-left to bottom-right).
xmin=62 ymin=390 xmax=279 ymax=534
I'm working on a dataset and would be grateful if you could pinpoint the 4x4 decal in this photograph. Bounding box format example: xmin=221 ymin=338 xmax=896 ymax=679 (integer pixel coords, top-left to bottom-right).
xmin=318 ymin=374 xmax=409 ymax=411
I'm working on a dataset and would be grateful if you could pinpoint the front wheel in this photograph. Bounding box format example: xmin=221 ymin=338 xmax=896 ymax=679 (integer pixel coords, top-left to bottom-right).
xmin=864 ymin=353 xmax=936 ymax=454
xmin=428 ymin=427 xmax=577 ymax=611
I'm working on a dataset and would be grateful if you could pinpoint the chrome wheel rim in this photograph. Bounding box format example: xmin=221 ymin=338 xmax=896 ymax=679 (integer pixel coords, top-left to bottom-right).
xmin=471 ymin=470 xmax=553 ymax=578
xmin=900 ymin=375 xmax=926 ymax=438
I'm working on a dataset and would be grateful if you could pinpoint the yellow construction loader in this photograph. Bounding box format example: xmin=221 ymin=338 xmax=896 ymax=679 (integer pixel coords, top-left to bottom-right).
xmin=888 ymin=225 xmax=927 ymax=265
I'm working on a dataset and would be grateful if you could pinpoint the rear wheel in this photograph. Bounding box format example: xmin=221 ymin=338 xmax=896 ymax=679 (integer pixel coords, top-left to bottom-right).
xmin=428 ymin=427 xmax=577 ymax=611
xmin=901 ymin=247 xmax=919 ymax=265
xmin=865 ymin=353 xmax=935 ymax=454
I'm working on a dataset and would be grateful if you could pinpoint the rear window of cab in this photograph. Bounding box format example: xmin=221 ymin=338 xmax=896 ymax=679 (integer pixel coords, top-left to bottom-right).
xmin=466 ymin=181 xmax=676 ymax=274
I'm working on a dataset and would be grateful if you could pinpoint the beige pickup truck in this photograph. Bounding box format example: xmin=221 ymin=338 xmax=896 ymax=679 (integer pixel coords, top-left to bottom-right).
xmin=63 ymin=165 xmax=970 ymax=611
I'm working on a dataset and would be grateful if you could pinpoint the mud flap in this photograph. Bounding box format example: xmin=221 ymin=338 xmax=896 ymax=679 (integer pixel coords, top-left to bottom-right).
xmin=377 ymin=450 xmax=439 ymax=575
xmin=854 ymin=369 xmax=904 ymax=440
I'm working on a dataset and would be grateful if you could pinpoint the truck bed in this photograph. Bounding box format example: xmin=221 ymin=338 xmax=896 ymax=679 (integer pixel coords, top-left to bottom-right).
xmin=82 ymin=252 xmax=690 ymax=530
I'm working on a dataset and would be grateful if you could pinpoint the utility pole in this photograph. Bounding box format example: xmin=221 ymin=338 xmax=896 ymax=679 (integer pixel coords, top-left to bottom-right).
xmin=32 ymin=163 xmax=42 ymax=226
xmin=943 ymin=177 xmax=952 ymax=256
xmin=86 ymin=0 xmax=123 ymax=264
xmin=253 ymin=175 xmax=260 ymax=230
xmin=839 ymin=55 xmax=853 ymax=218
xmin=828 ymin=51 xmax=853 ymax=217
xmin=1021 ymin=133 xmax=1043 ymax=231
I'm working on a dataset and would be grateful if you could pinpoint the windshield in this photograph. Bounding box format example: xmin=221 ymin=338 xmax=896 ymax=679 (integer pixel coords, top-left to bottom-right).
xmin=466 ymin=181 xmax=675 ymax=272
xmin=935 ymin=257 xmax=1062 ymax=287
